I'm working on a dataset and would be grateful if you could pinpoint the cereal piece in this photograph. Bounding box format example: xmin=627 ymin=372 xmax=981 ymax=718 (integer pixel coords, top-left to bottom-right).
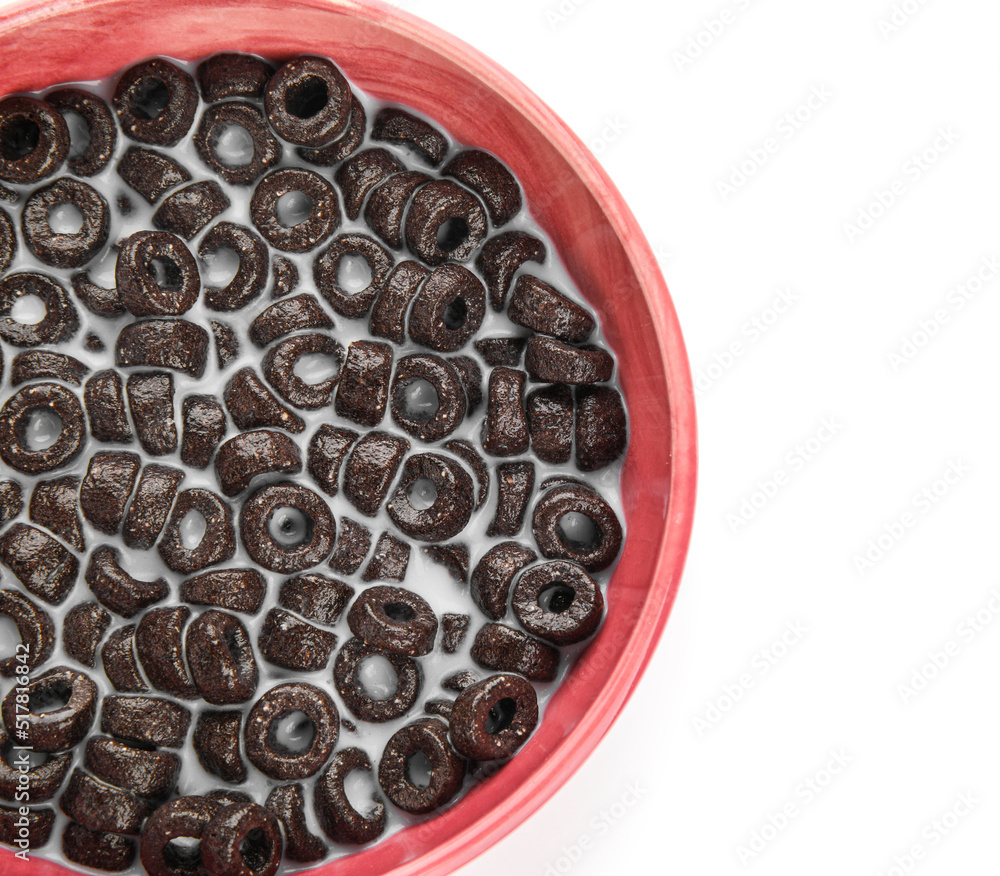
xmin=327 ymin=517 xmax=371 ymax=575
xmin=250 ymin=167 xmax=340 ymax=252
xmin=30 ymin=475 xmax=85 ymax=551
xmin=306 ymin=425 xmax=357 ymax=496
xmin=443 ymin=149 xmax=522 ymax=226
xmin=265 ymin=784 xmax=326 ymax=863
xmin=448 ymin=354 xmax=483 ymax=412
xmin=0 ymin=589 xmax=54 ymax=675
xmin=194 ymin=102 xmax=281 ymax=186
xmin=334 ymin=340 xmax=392 ymax=427
xmin=475 ymin=231 xmax=546 ymax=311
xmin=135 ymin=607 xmax=198 ymax=699
xmin=508 ymin=275 xmax=595 ymax=343
xmin=186 ymin=611 xmax=258 ymax=704
xmin=215 ymin=430 xmax=302 ymax=497
xmin=84 ymin=370 xmax=133 ymax=443
xmin=140 ymin=796 xmax=221 ymax=876
xmin=475 ymin=336 xmax=527 ymax=366
xmin=362 ymin=532 xmax=411 ymax=583
xmin=0 ymin=523 xmax=78 ymax=605
xmin=574 ymin=385 xmax=627 ymax=471
xmin=314 ymin=233 xmax=394 ymax=319
xmin=372 ymin=107 xmax=448 ymax=166
xmin=212 ymin=320 xmax=241 ymax=368
xmin=405 ymin=179 xmax=487 ymax=266
xmin=59 ymin=769 xmax=152 ymax=835
xmin=0 ymin=96 xmax=69 ymax=183
xmin=193 ymin=711 xmax=247 ymax=783
xmin=80 ymin=451 xmax=141 ymax=533
xmin=101 ymin=625 xmax=148 ymax=693
xmin=470 ymin=623 xmax=560 ymax=682
xmin=387 ymin=453 xmax=475 ymax=542
xmin=512 ymin=561 xmax=604 ymax=645
xmin=86 ymin=545 xmax=168 ymax=618
xmin=62 ymin=600 xmax=109 ymax=669
xmin=115 ymin=146 xmax=192 ymax=204
xmin=377 ymin=719 xmax=464 ymax=815
xmin=3 ymin=667 xmax=98 ymax=752
xmin=11 ymin=349 xmax=88 ymax=387
xmin=116 ymin=319 xmax=209 ymax=377
xmin=527 ymin=384 xmax=573 ymax=464
xmin=62 ymin=822 xmax=136 ymax=872
xmin=296 ymin=93 xmax=366 ymax=166
xmin=481 ymin=367 xmax=529 ymax=457
xmin=126 ymin=371 xmax=177 ymax=456
xmin=469 ymin=542 xmax=536 ymax=621
xmin=315 ymin=748 xmax=385 ymax=844
xmin=262 ymin=333 xmax=344 ymax=409
xmin=223 ymin=366 xmax=305 ymax=434
xmin=342 ymin=431 xmax=409 ymax=517
xmin=0 ymin=722 xmax=71 ymax=802
xmin=0 ymin=804 xmax=54 ymax=850
xmin=487 ymin=461 xmax=535 ymax=538
xmin=369 ymin=260 xmax=428 ymax=344
xmin=249 ymin=294 xmax=333 ymax=347
xmin=278 ymin=574 xmax=354 ymax=626
xmin=240 ymin=484 xmax=335 ymax=573
xmin=335 ymin=148 xmax=403 ymax=220
xmin=180 ymin=395 xmax=227 ymax=471
xmin=200 ymin=222 xmax=269 ymax=311
xmin=85 ymin=736 xmax=180 ymax=799
xmin=100 ymin=696 xmax=191 ymax=749
xmin=531 ymin=481 xmax=623 ymax=572
xmin=158 ymin=488 xmax=236 ymax=574
xmin=443 ymin=439 xmax=490 ymax=509
xmin=450 ymin=673 xmax=538 ymax=760
xmin=123 ymin=464 xmax=184 ymax=550
xmin=442 ymin=670 xmax=477 ymax=692
xmin=365 ymin=170 xmax=431 ymax=249
xmin=265 ymin=56 xmax=352 ymax=147
xmin=525 ymin=337 xmax=614 ymax=385
xmin=390 ymin=354 xmax=466 ymax=442
xmin=21 ymin=178 xmax=109 ymax=268
xmin=112 ymin=58 xmax=198 ymax=147
xmin=270 ymin=255 xmax=299 ymax=298
xmin=244 ymin=682 xmax=339 ymax=780
xmin=0 ymin=272 xmax=79 ymax=347
xmin=153 ymin=180 xmax=230 ymax=240
xmin=206 ymin=790 xmax=254 ymax=808
xmin=258 ymin=607 xmax=338 ymax=672
xmin=347 ymin=586 xmax=437 ymax=659
xmin=422 ymin=543 xmax=469 ymax=583
xmin=85 ymin=332 xmax=105 ymax=351
xmin=0 ymin=209 xmax=14 ymax=271
xmin=45 ymin=88 xmax=117 ymax=176
xmin=408 ymin=263 xmax=485 ymax=352
xmin=203 ymin=802 xmax=284 ymax=876
xmin=180 ymin=569 xmax=266 ymax=616
xmin=423 ymin=698 xmax=451 ymax=718
xmin=0 ymin=480 xmax=21 ymax=526
xmin=0 ymin=382 xmax=86 ymax=475
xmin=197 ymin=52 xmax=276 ymax=102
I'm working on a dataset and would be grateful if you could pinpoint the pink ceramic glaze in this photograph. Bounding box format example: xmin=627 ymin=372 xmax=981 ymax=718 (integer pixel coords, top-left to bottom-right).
xmin=0 ymin=1 xmax=697 ymax=873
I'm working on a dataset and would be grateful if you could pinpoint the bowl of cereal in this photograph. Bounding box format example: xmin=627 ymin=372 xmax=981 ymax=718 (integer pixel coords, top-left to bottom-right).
xmin=0 ymin=0 xmax=696 ymax=874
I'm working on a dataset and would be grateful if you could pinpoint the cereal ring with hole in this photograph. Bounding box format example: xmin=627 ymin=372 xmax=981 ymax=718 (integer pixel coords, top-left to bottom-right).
xmin=404 ymin=180 xmax=487 ymax=267
xmin=115 ymin=145 xmax=192 ymax=205
xmin=278 ymin=573 xmax=353 ymax=626
xmin=377 ymin=719 xmax=464 ymax=815
xmin=334 ymin=340 xmax=392 ymax=427
xmin=239 ymin=483 xmax=335 ymax=573
xmin=2 ymin=667 xmax=98 ymax=753
xmin=443 ymin=149 xmax=522 ymax=227
xmin=487 ymin=461 xmax=535 ymax=538
xmin=0 ymin=272 xmax=78 ymax=347
xmin=200 ymin=222 xmax=269 ymax=312
xmin=265 ymin=783 xmax=326 ymax=862
xmin=475 ymin=231 xmax=546 ymax=311
xmin=333 ymin=637 xmax=421 ymax=723
xmin=139 ymin=796 xmax=221 ymax=876
xmin=314 ymin=232 xmax=393 ymax=318
xmin=262 ymin=333 xmax=344 ymax=410
xmin=113 ymin=58 xmax=198 ymax=147
xmin=59 ymin=769 xmax=152 ymax=835
xmin=257 ymin=607 xmax=338 ymax=673
xmin=62 ymin=600 xmax=108 ymax=669
xmin=123 ymin=464 xmax=184 ymax=550
xmin=470 ymin=541 xmax=537 ymax=621
xmin=198 ymin=53 xmax=275 ymax=102
xmin=101 ymin=625 xmax=148 ymax=693
xmin=215 ymin=430 xmax=302 ymax=498
xmin=244 ymin=683 xmax=339 ymax=780
xmin=85 ymin=736 xmax=180 ymax=800
xmin=508 ymin=275 xmax=595 ymax=343
xmin=126 ymin=372 xmax=178 ymax=456
xmin=328 ymin=518 xmax=371 ymax=575
xmin=21 ymin=177 xmax=110 ymax=269
xmin=470 ymin=623 xmax=560 ymax=682
xmin=0 ymin=589 xmax=55 ymax=676
xmin=335 ymin=148 xmax=403 ymax=220
xmin=450 ymin=673 xmax=538 ymax=761
xmin=202 ymin=802 xmax=284 ymax=876
xmin=223 ymin=367 xmax=305 ymax=434
xmin=407 ymin=263 xmax=485 ymax=353
xmin=481 ymin=367 xmax=529 ymax=457
xmin=194 ymin=102 xmax=281 ymax=186
xmin=249 ymin=294 xmax=333 ymax=347
xmin=372 ymin=108 xmax=448 ymax=167
xmin=512 ymin=561 xmax=604 ymax=645
xmin=369 ymin=260 xmax=428 ymax=345
xmin=250 ymin=167 xmax=340 ymax=253
xmin=315 ymin=747 xmax=386 ymax=844
xmin=387 ymin=453 xmax=474 ymax=543
xmin=115 ymin=318 xmax=209 ymax=376
xmin=342 ymin=432 xmax=409 ymax=517
xmin=11 ymin=350 xmax=88 ymax=387
xmin=525 ymin=337 xmax=614 ymax=385
xmin=86 ymin=545 xmax=169 ymax=618
xmin=0 ymin=523 xmax=78 ymax=605
xmin=531 ymin=482 xmax=623 ymax=572
xmin=296 ymin=93 xmax=366 ymax=167
xmin=45 ymin=88 xmax=116 ymax=177
xmin=186 ymin=610 xmax=258 ymax=705
xmin=265 ymin=56 xmax=351 ymax=147
xmin=192 ymin=710 xmax=247 ymax=785
xmin=158 ymin=488 xmax=236 ymax=574
xmin=99 ymin=696 xmax=191 ymax=749
xmin=0 ymin=722 xmax=71 ymax=803
xmin=390 ymin=354 xmax=466 ymax=442
xmin=365 ymin=171 xmax=431 ymax=250
xmin=180 ymin=569 xmax=266 ymax=616
xmin=153 ymin=180 xmax=230 ymax=241
xmin=574 ymin=385 xmax=627 ymax=472
xmin=306 ymin=424 xmax=358 ymax=497
xmin=0 ymin=96 xmax=69 ymax=184
xmin=347 ymin=586 xmax=437 ymax=658
xmin=62 ymin=821 xmax=136 ymax=872
xmin=29 ymin=475 xmax=85 ymax=551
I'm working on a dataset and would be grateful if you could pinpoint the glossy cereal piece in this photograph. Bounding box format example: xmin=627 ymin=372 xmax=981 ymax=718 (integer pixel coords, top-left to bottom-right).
xmin=334 ymin=638 xmax=421 ymax=723
xmin=0 ymin=96 xmax=68 ymax=184
xmin=270 ymin=254 xmax=298 ymax=298
xmin=112 ymin=58 xmax=198 ymax=147
xmin=574 ymin=385 xmax=627 ymax=471
xmin=11 ymin=349 xmax=88 ymax=387
xmin=200 ymin=221 xmax=269 ymax=311
xmin=378 ymin=718 xmax=465 ymax=815
xmin=470 ymin=623 xmax=560 ymax=683
xmin=158 ymin=488 xmax=236 ymax=574
xmin=21 ymin=177 xmax=110 ymax=268
xmin=135 ymin=606 xmax=199 ymax=699
xmin=180 ymin=395 xmax=227 ymax=471
xmin=0 ymin=209 xmax=14 ymax=271
xmin=0 ymin=382 xmax=85 ymax=475
xmin=186 ymin=611 xmax=258 ymax=705
xmin=59 ymin=769 xmax=152 ymax=835
xmin=480 ymin=367 xmax=529 ymax=457
xmin=475 ymin=231 xmax=546 ymax=311
xmin=475 ymin=336 xmax=527 ymax=367
xmin=531 ymin=481 xmax=623 ymax=572
xmin=215 ymin=429 xmax=302 ymax=497
xmin=100 ymin=625 xmax=148 ymax=693
xmin=423 ymin=543 xmax=469 ymax=583
xmin=390 ymin=354 xmax=466 ymax=442
xmin=443 ymin=439 xmax=490 ymax=510
xmin=449 ymin=354 xmax=483 ymax=413
xmin=203 ymin=802 xmax=284 ymax=876
xmin=443 ymin=149 xmax=522 ymax=226
xmin=404 ymin=179 xmax=487 ymax=266
xmin=510 ymin=277 xmax=594 ymax=344
xmin=265 ymin=55 xmax=351 ymax=147
xmin=362 ymin=532 xmax=411 ymax=583
xmin=372 ymin=107 xmax=448 ymax=166
xmin=442 ymin=670 xmax=477 ymax=692
xmin=139 ymin=796 xmax=221 ymax=876
xmin=79 ymin=451 xmax=139 ymax=535
xmin=192 ymin=711 xmax=247 ymax=784
xmin=278 ymin=573 xmax=354 ymax=626
xmin=194 ymin=102 xmax=281 ymax=186
xmin=422 ymin=697 xmax=452 ymax=717
xmin=296 ymin=93 xmax=366 ymax=166
xmin=223 ymin=367 xmax=305 ymax=434
xmin=62 ymin=821 xmax=136 ymax=872
xmin=126 ymin=371 xmax=177 ymax=456
xmin=3 ymin=667 xmax=98 ymax=753
xmin=180 ymin=569 xmax=266 ymax=616
xmin=315 ymin=748 xmax=385 ymax=844
xmin=248 ymin=293 xmax=333 ymax=347
xmin=525 ymin=337 xmax=614 ymax=385
xmin=387 ymin=453 xmax=475 ymax=543
xmin=0 ymin=272 xmax=79 ymax=347
xmin=85 ymin=736 xmax=180 ymax=800
xmin=29 ymin=475 xmax=85 ymax=551
xmin=115 ymin=146 xmax=192 ymax=205
xmin=265 ymin=783 xmax=326 ymax=863
xmin=0 ymin=523 xmax=78 ymax=605
xmin=526 ymin=384 xmax=573 ymax=464
xmin=206 ymin=790 xmax=254 ymax=808
xmin=487 ymin=461 xmax=535 ymax=538
xmin=0 ymin=480 xmax=22 ymax=526
xmin=333 ymin=340 xmax=392 ymax=427
xmin=342 ymin=431 xmax=409 ymax=517
xmin=0 ymin=589 xmax=54 ymax=675
xmin=408 ymin=263 xmax=485 ymax=353
xmin=0 ymin=803 xmax=54 ymax=850
xmin=240 ymin=483 xmax=335 ymax=574
xmin=153 ymin=180 xmax=230 ymax=240
xmin=0 ymin=721 xmax=71 ymax=803
xmin=306 ymin=425 xmax=357 ymax=496
xmin=212 ymin=320 xmax=241 ymax=369
xmin=450 ymin=673 xmax=539 ymax=761
xmin=258 ymin=607 xmax=338 ymax=672
xmin=85 ymin=332 xmax=105 ymax=351
xmin=327 ymin=517 xmax=371 ymax=575
xmin=84 ymin=371 xmax=133 ymax=443
xmin=123 ymin=464 xmax=184 ymax=550
xmin=115 ymin=319 xmax=209 ymax=377
xmin=348 ymin=586 xmax=437 ymax=657
xmin=335 ymin=148 xmax=403 ymax=220
xmin=469 ymin=542 xmax=536 ymax=621
xmin=197 ymin=52 xmax=275 ymax=102
xmin=62 ymin=600 xmax=108 ymax=669
xmin=262 ymin=333 xmax=344 ymax=409
xmin=441 ymin=616 xmax=470 ymax=655
xmin=250 ymin=167 xmax=340 ymax=253
xmin=314 ymin=233 xmax=394 ymax=320
xmin=512 ymin=560 xmax=604 ymax=646
xmin=369 ymin=260 xmax=428 ymax=344
xmin=100 ymin=695 xmax=191 ymax=749
xmin=86 ymin=545 xmax=171 ymax=617
xmin=365 ymin=170 xmax=431 ymax=250
xmin=45 ymin=88 xmax=116 ymax=177
xmin=244 ymin=682 xmax=339 ymax=780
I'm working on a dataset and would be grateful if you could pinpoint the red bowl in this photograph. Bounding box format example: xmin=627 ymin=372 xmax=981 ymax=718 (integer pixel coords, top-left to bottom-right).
xmin=0 ymin=1 xmax=697 ymax=873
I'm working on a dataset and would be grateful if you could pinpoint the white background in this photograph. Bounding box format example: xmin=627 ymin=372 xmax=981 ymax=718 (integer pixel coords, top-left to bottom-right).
xmin=378 ymin=1 xmax=1000 ymax=875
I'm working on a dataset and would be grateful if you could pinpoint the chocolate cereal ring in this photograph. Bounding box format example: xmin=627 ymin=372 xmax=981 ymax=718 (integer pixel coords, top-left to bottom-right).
xmin=135 ymin=606 xmax=198 ymax=699
xmin=443 ymin=149 xmax=522 ymax=227
xmin=574 ymin=385 xmax=627 ymax=472
xmin=327 ymin=518 xmax=371 ymax=575
xmin=470 ymin=623 xmax=559 ymax=683
xmin=0 ymin=272 xmax=79 ymax=347
xmin=525 ymin=337 xmax=614 ymax=385
xmin=450 ymin=673 xmax=538 ymax=761
xmin=258 ymin=607 xmax=338 ymax=673
xmin=278 ymin=573 xmax=353 ymax=626
xmin=404 ymin=180 xmax=487 ymax=266
xmin=265 ymin=56 xmax=351 ymax=147
xmin=180 ymin=569 xmax=266 ymax=616
xmin=0 ymin=96 xmax=69 ymax=184
xmin=0 ymin=523 xmax=79 ymax=605
xmin=186 ymin=610 xmax=259 ymax=705
xmin=441 ymin=614 xmax=471 ymax=654
xmin=512 ymin=561 xmax=604 ymax=645
xmin=99 ymin=695 xmax=192 ymax=749
xmin=305 ymin=425 xmax=356 ymax=496
xmin=62 ymin=821 xmax=136 ymax=872
xmin=262 ymin=333 xmax=344 ymax=410
xmin=314 ymin=747 xmax=385 ymax=844
xmin=86 ymin=546 xmax=169 ymax=618
xmin=62 ymin=600 xmax=107 ymax=669
xmin=372 ymin=108 xmax=448 ymax=166
xmin=239 ymin=483 xmax=335 ymax=574
xmin=180 ymin=395 xmax=227 ymax=471
xmin=487 ymin=461 xmax=535 ymax=538
xmin=115 ymin=146 xmax=192 ymax=205
xmin=198 ymin=52 xmax=275 ymax=102
xmin=0 ymin=382 xmax=85 ymax=474
xmin=84 ymin=371 xmax=133 ymax=443
xmin=335 ymin=148 xmax=403 ymax=220
xmin=223 ymin=367 xmax=305 ymax=434
xmin=248 ymin=294 xmax=333 ymax=347
xmin=342 ymin=431 xmax=409 ymax=517
xmin=509 ymin=275 xmax=594 ymax=344
xmin=369 ymin=260 xmax=428 ymax=344
xmin=1 ymin=804 xmax=55 ymax=850
xmin=21 ymin=177 xmax=110 ymax=268
xmin=158 ymin=488 xmax=236 ymax=574
xmin=265 ymin=784 xmax=325 ymax=863
xmin=0 ymin=589 xmax=55 ymax=675
xmin=531 ymin=481 xmax=623 ymax=572
xmin=527 ymin=384 xmax=573 ymax=464
xmin=0 ymin=722 xmax=71 ymax=803
xmin=335 ymin=340 xmax=392 ymax=427
xmin=407 ymin=263 xmax=485 ymax=353
xmin=470 ymin=541 xmax=537 ymax=621
xmin=45 ymin=88 xmax=117 ymax=177
xmin=84 ymin=736 xmax=180 ymax=800
xmin=387 ymin=453 xmax=474 ymax=543
xmin=202 ymin=802 xmax=284 ymax=876
xmin=3 ymin=667 xmax=98 ymax=753
xmin=11 ymin=350 xmax=88 ymax=387
xmin=390 ymin=354 xmax=466 ymax=442
xmin=296 ymin=93 xmax=366 ymax=167
xmin=443 ymin=439 xmax=490 ymax=510
xmin=113 ymin=58 xmax=198 ymax=147
xmin=377 ymin=719 xmax=464 ymax=815
xmin=153 ymin=180 xmax=230 ymax=241
xmin=59 ymin=769 xmax=151 ymax=835
xmin=126 ymin=371 xmax=178 ymax=456
xmin=364 ymin=171 xmax=431 ymax=250
xmin=115 ymin=318 xmax=209 ymax=376
xmin=123 ymin=463 xmax=184 ymax=550
xmin=79 ymin=451 xmax=140 ymax=534
xmin=250 ymin=167 xmax=340 ymax=253
xmin=348 ymin=586 xmax=437 ymax=657
xmin=192 ymin=711 xmax=247 ymax=784
xmin=314 ymin=232 xmax=393 ymax=318
xmin=215 ymin=429 xmax=302 ymax=498
xmin=101 ymin=625 xmax=148 ymax=693
xmin=361 ymin=532 xmax=411 ymax=583
xmin=195 ymin=102 xmax=281 ymax=186
xmin=29 ymin=475 xmax=86 ymax=551
xmin=200 ymin=221 xmax=269 ymax=311
xmin=139 ymin=796 xmax=220 ymax=876
xmin=481 ymin=367 xmax=529 ymax=457
xmin=244 ymin=683 xmax=339 ymax=780
xmin=475 ymin=231 xmax=546 ymax=311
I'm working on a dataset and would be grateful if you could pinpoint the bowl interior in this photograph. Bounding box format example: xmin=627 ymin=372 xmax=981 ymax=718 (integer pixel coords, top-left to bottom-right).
xmin=0 ymin=1 xmax=696 ymax=874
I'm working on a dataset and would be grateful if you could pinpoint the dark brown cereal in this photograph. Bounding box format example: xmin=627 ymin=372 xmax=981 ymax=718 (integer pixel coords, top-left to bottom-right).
xmin=215 ymin=430 xmax=302 ymax=498
xmin=390 ymin=353 xmax=466 ymax=442
xmin=29 ymin=475 xmax=85 ymax=551
xmin=487 ymin=461 xmax=535 ymax=538
xmin=448 ymin=354 xmax=483 ymax=412
xmin=158 ymin=488 xmax=236 ymax=574
xmin=250 ymin=167 xmax=341 ymax=253
xmin=314 ymin=233 xmax=394 ymax=319
xmin=441 ymin=614 xmax=471 ymax=655
xmin=327 ymin=517 xmax=371 ymax=575
xmin=0 ymin=523 xmax=79 ymax=605
xmin=342 ymin=431 xmax=409 ymax=517
xmin=0 ymin=273 xmax=79 ymax=349
xmin=112 ymin=58 xmax=198 ymax=147
xmin=361 ymin=532 xmax=411 ymax=583
xmin=442 ymin=670 xmax=477 ymax=692
xmin=475 ymin=336 xmax=527 ymax=367
xmin=470 ymin=623 xmax=560 ymax=683
xmin=574 ymin=385 xmax=627 ymax=472
xmin=377 ymin=718 xmax=465 ymax=815
xmin=508 ymin=275 xmax=595 ymax=343
xmin=450 ymin=673 xmax=538 ymax=761
xmin=99 ymin=695 xmax=192 ymax=749
xmin=194 ymin=102 xmax=281 ymax=186
xmin=79 ymin=451 xmax=140 ymax=535
xmin=3 ymin=667 xmax=98 ymax=753
xmin=387 ymin=453 xmax=474 ymax=543
xmin=0 ymin=480 xmax=22 ymax=526
xmin=443 ymin=439 xmax=490 ymax=510
xmin=333 ymin=340 xmax=392 ymax=427
xmin=202 ymin=802 xmax=284 ymax=876
xmin=0 ymin=803 xmax=55 ymax=850
xmin=126 ymin=371 xmax=177 ymax=456
xmin=180 ymin=395 xmax=227 ymax=471
xmin=206 ymin=790 xmax=255 ymax=808
xmin=296 ymin=93 xmax=366 ymax=167
xmin=197 ymin=52 xmax=276 ymax=102
xmin=270 ymin=255 xmax=299 ymax=298
xmin=512 ymin=561 xmax=604 ymax=646
xmin=265 ymin=784 xmax=326 ymax=863
xmin=21 ymin=177 xmax=110 ymax=269
xmin=116 ymin=319 xmax=209 ymax=377
xmin=257 ymin=608 xmax=338 ymax=673
xmin=422 ymin=543 xmax=470 ymax=583
xmin=84 ymin=736 xmax=180 ymax=799
xmin=423 ymin=697 xmax=453 ymax=719
xmin=117 ymin=194 xmax=133 ymax=215
xmin=200 ymin=221 xmax=269 ymax=311
xmin=192 ymin=711 xmax=248 ymax=784
xmin=372 ymin=108 xmax=449 ymax=166
xmin=0 ymin=382 xmax=86 ymax=475
xmin=265 ymin=55 xmax=352 ymax=147
xmin=135 ymin=606 xmax=199 ymax=699
xmin=153 ymin=180 xmax=230 ymax=240
xmin=475 ymin=231 xmax=547 ymax=311
xmin=212 ymin=320 xmax=241 ymax=369
xmin=335 ymin=148 xmax=404 ymax=220
xmin=0 ymin=96 xmax=69 ymax=184
xmin=85 ymin=332 xmax=105 ymax=351
xmin=59 ymin=769 xmax=151 ymax=836
xmin=261 ymin=333 xmax=344 ymax=410
xmin=0 ymin=209 xmax=14 ymax=271
xmin=100 ymin=625 xmax=148 ymax=693
xmin=306 ymin=425 xmax=358 ymax=496
xmin=525 ymin=337 xmax=615 ymax=385
xmin=61 ymin=600 xmax=109 ymax=669
xmin=186 ymin=611 xmax=259 ymax=705
xmin=223 ymin=367 xmax=305 ymax=434
xmin=45 ymin=88 xmax=117 ymax=177
xmin=369 ymin=260 xmax=429 ymax=344
xmin=333 ymin=637 xmax=422 ymax=724
xmin=407 ymin=263 xmax=485 ymax=352
xmin=0 ymin=589 xmax=54 ymax=675
xmin=278 ymin=573 xmax=354 ymax=626
xmin=63 ymin=821 xmax=136 ymax=872
xmin=0 ymin=721 xmax=71 ymax=803
xmin=239 ymin=483 xmax=335 ymax=574
xmin=364 ymin=171 xmax=431 ymax=250
xmin=249 ymin=294 xmax=334 ymax=348
xmin=469 ymin=542 xmax=536 ymax=621
xmin=86 ymin=546 xmax=169 ymax=618
xmin=526 ymin=384 xmax=573 ymax=464
xmin=531 ymin=481 xmax=623 ymax=572
xmin=481 ymin=367 xmax=529 ymax=457
xmin=314 ymin=748 xmax=386 ymax=845
xmin=404 ymin=179 xmax=487 ymax=266
xmin=348 ymin=585 xmax=437 ymax=657
xmin=10 ymin=349 xmax=88 ymax=387
xmin=123 ymin=463 xmax=184 ymax=550
xmin=84 ymin=371 xmax=133 ymax=443
xmin=139 ymin=795 xmax=220 ymax=876
xmin=115 ymin=146 xmax=192 ymax=205
xmin=244 ymin=682 xmax=339 ymax=781
xmin=443 ymin=149 xmax=522 ymax=227
xmin=180 ymin=569 xmax=266 ymax=616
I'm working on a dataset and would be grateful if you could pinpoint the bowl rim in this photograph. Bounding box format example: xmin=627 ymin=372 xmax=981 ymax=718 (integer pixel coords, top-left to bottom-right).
xmin=0 ymin=0 xmax=698 ymax=873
